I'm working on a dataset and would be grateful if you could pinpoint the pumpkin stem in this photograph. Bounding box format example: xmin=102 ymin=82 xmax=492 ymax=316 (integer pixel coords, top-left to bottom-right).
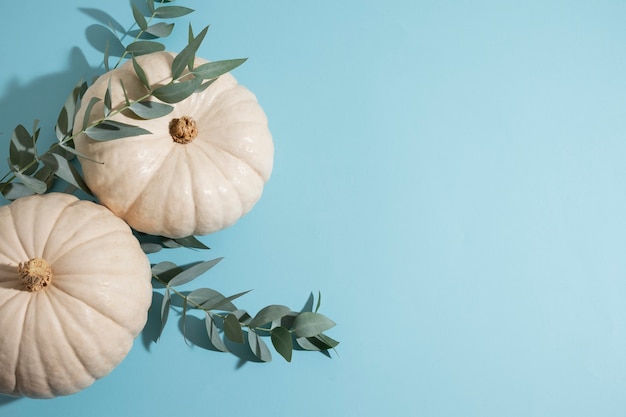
xmin=18 ymin=257 xmax=52 ymax=292
xmin=169 ymin=116 xmax=198 ymax=144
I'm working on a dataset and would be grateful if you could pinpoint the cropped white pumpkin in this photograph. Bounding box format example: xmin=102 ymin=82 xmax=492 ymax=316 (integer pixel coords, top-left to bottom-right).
xmin=74 ymin=51 xmax=274 ymax=238
xmin=0 ymin=193 xmax=152 ymax=398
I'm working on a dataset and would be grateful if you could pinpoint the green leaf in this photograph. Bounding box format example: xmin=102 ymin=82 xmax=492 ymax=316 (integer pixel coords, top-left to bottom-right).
xmin=205 ymin=312 xmax=228 ymax=352
xmin=202 ymin=290 xmax=251 ymax=312
xmin=152 ymin=77 xmax=202 ymax=103
xmin=315 ymin=291 xmax=322 ymax=313
xmin=132 ymin=3 xmax=148 ymax=30
xmin=132 ymin=56 xmax=150 ymax=88
xmin=291 ymin=312 xmax=336 ymax=338
xmin=12 ymin=169 xmax=46 ymax=194
xmin=9 ymin=124 xmax=36 ymax=174
xmin=41 ymin=153 xmax=92 ymax=196
xmin=172 ymin=235 xmax=210 ymax=250
xmin=56 ymin=142 xmax=102 ymax=164
xmin=248 ymin=305 xmax=291 ymax=329
xmin=1 ymin=182 xmax=35 ymax=200
xmin=129 ymin=100 xmax=174 ymax=119
xmin=146 ymin=0 xmax=155 ymax=14
xmin=224 ymin=313 xmax=244 ymax=343
xmin=191 ymin=58 xmax=247 ymax=80
xmin=248 ymin=330 xmax=272 ymax=362
xmin=296 ymin=334 xmax=340 ymax=351
xmin=271 ymin=327 xmax=293 ymax=362
xmin=187 ymin=288 xmax=237 ymax=311
xmin=126 ymin=40 xmax=165 ymax=56
xmin=154 ymin=5 xmax=194 ymax=18
xmin=167 ymin=257 xmax=223 ymax=287
xmin=159 ymin=288 xmax=171 ymax=340
xmin=104 ymin=78 xmax=112 ymax=117
xmin=171 ymin=25 xmax=208 ymax=79
xmin=81 ymin=97 xmax=102 ymax=130
xmin=145 ymin=22 xmax=174 ymax=38
xmin=152 ymin=261 xmax=184 ymax=283
xmin=232 ymin=309 xmax=252 ymax=325
xmin=85 ymin=120 xmax=151 ymax=141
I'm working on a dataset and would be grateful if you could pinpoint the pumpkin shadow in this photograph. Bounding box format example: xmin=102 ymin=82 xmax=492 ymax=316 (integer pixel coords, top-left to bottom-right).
xmin=0 ymin=394 xmax=19 ymax=406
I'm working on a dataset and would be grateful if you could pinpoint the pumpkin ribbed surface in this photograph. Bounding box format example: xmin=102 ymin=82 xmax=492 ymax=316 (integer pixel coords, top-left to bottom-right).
xmin=74 ymin=51 xmax=274 ymax=238
xmin=0 ymin=193 xmax=152 ymax=398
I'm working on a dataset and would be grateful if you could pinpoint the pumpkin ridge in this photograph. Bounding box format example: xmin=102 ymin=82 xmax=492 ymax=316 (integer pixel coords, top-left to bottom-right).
xmin=48 ymin=285 xmax=134 ymax=337
xmin=45 ymin=220 xmax=128 ymax=266
xmin=194 ymin=137 xmax=265 ymax=181
xmin=190 ymin=142 xmax=245 ymax=216
xmin=13 ymin=294 xmax=33 ymax=396
xmin=43 ymin=290 xmax=106 ymax=382
xmin=119 ymin=148 xmax=178 ymax=220
xmin=35 ymin=292 xmax=91 ymax=395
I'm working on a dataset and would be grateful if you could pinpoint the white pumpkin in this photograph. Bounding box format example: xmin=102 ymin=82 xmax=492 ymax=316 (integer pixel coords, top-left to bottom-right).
xmin=0 ymin=193 xmax=152 ymax=398
xmin=74 ymin=51 xmax=274 ymax=238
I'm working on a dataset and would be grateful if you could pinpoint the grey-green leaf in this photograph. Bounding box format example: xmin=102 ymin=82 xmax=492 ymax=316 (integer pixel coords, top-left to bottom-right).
xmin=152 ymin=77 xmax=202 ymax=103
xmin=271 ymin=327 xmax=293 ymax=362
xmin=81 ymin=97 xmax=102 ymax=130
xmin=14 ymin=171 xmax=46 ymax=194
xmin=191 ymin=58 xmax=247 ymax=80
xmin=1 ymin=182 xmax=35 ymax=200
xmin=9 ymin=124 xmax=36 ymax=174
xmin=291 ymin=312 xmax=336 ymax=338
xmin=224 ymin=313 xmax=244 ymax=344
xmin=146 ymin=22 xmax=174 ymax=38
xmin=154 ymin=5 xmax=194 ymax=18
xmin=41 ymin=153 xmax=92 ymax=196
xmin=126 ymin=40 xmax=165 ymax=56
xmin=129 ymin=100 xmax=174 ymax=119
xmin=205 ymin=312 xmax=228 ymax=352
xmin=248 ymin=305 xmax=291 ymax=329
xmin=85 ymin=120 xmax=151 ymax=141
xmin=202 ymin=290 xmax=251 ymax=312
xmin=167 ymin=257 xmax=223 ymax=287
xmin=132 ymin=56 xmax=150 ymax=88
xmin=248 ymin=330 xmax=272 ymax=362
xmin=152 ymin=261 xmax=184 ymax=283
xmin=132 ymin=3 xmax=148 ymax=30
xmin=187 ymin=288 xmax=237 ymax=312
xmin=159 ymin=288 xmax=171 ymax=339
xmin=171 ymin=25 xmax=208 ymax=79
xmin=172 ymin=235 xmax=210 ymax=250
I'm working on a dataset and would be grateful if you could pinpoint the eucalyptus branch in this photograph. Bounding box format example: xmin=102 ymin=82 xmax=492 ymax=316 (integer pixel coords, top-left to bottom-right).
xmin=151 ymin=261 xmax=339 ymax=363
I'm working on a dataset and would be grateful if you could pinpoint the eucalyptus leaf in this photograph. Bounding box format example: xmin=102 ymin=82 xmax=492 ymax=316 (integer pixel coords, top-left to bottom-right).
xmin=291 ymin=312 xmax=336 ymax=338
xmin=126 ymin=40 xmax=166 ymax=56
xmin=159 ymin=288 xmax=171 ymax=339
xmin=248 ymin=330 xmax=272 ymax=362
xmin=296 ymin=334 xmax=340 ymax=351
xmin=13 ymin=171 xmax=46 ymax=194
xmin=1 ymin=182 xmax=35 ymax=200
xmin=232 ymin=309 xmax=252 ymax=325
xmin=154 ymin=5 xmax=194 ymax=18
xmin=55 ymin=107 xmax=69 ymax=142
xmin=85 ymin=120 xmax=151 ymax=141
xmin=131 ymin=3 xmax=148 ymax=30
xmin=9 ymin=124 xmax=36 ymax=174
xmin=41 ymin=153 xmax=92 ymax=196
xmin=132 ymin=56 xmax=150 ymax=88
xmin=191 ymin=58 xmax=247 ymax=80
xmin=151 ymin=261 xmax=184 ymax=283
xmin=315 ymin=291 xmax=322 ymax=313
xmin=56 ymin=142 xmax=102 ymax=164
xmin=248 ymin=305 xmax=291 ymax=329
xmin=206 ymin=312 xmax=228 ymax=352
xmin=104 ymin=79 xmax=112 ymax=117
xmin=81 ymin=97 xmax=102 ymax=130
xmin=146 ymin=0 xmax=155 ymax=14
xmin=171 ymin=25 xmax=208 ymax=79
xmin=146 ymin=22 xmax=174 ymax=38
xmin=129 ymin=100 xmax=174 ymax=119
xmin=167 ymin=257 xmax=223 ymax=287
xmin=224 ymin=313 xmax=244 ymax=344
xmin=271 ymin=327 xmax=293 ymax=362
xmin=187 ymin=288 xmax=237 ymax=311
xmin=172 ymin=235 xmax=210 ymax=250
xmin=152 ymin=77 xmax=202 ymax=103
xmin=202 ymin=290 xmax=251 ymax=312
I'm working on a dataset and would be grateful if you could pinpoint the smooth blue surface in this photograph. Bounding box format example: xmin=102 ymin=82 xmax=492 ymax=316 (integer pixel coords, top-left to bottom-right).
xmin=2 ymin=1 xmax=626 ymax=415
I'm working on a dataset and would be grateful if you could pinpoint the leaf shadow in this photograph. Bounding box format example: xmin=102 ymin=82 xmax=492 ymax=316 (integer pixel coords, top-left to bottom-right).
xmin=0 ymin=48 xmax=101 ymax=148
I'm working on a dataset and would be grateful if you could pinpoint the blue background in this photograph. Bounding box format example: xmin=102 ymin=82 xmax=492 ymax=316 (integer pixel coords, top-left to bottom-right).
xmin=2 ymin=0 xmax=626 ymax=416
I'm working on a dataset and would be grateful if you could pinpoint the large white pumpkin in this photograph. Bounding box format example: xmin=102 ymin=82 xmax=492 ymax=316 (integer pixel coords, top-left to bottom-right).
xmin=74 ymin=51 xmax=274 ymax=238
xmin=0 ymin=193 xmax=152 ymax=398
